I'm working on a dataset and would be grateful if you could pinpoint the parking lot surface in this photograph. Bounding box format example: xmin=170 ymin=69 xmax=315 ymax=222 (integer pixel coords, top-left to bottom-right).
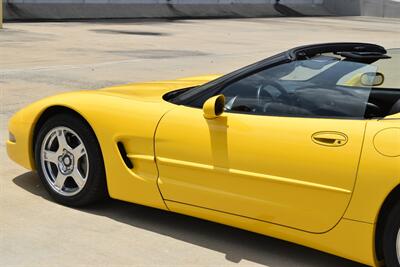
xmin=1 ymin=16 xmax=400 ymax=267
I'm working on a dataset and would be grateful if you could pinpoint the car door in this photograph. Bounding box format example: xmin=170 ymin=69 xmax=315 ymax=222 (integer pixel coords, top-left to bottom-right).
xmin=155 ymin=56 xmax=372 ymax=233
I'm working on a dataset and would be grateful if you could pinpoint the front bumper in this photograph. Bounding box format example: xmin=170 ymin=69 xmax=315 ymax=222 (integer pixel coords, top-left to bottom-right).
xmin=6 ymin=111 xmax=35 ymax=170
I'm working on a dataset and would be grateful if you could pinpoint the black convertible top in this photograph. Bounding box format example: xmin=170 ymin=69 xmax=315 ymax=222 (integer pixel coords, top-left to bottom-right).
xmin=288 ymin=42 xmax=387 ymax=59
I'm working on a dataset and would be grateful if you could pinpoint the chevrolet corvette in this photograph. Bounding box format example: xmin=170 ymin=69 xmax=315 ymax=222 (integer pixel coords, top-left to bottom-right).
xmin=7 ymin=43 xmax=400 ymax=266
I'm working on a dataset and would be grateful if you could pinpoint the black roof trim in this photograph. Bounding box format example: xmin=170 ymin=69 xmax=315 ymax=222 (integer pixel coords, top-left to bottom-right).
xmin=288 ymin=42 xmax=387 ymax=60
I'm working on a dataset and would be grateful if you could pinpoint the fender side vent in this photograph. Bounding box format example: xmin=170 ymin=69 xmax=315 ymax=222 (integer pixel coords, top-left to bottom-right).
xmin=117 ymin=142 xmax=134 ymax=169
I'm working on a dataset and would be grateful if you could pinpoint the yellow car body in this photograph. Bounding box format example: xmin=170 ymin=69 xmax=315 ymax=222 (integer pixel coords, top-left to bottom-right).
xmin=6 ymin=43 xmax=400 ymax=266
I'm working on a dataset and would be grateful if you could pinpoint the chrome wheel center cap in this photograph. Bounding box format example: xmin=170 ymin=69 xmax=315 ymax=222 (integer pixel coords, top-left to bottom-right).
xmin=58 ymin=149 xmax=74 ymax=175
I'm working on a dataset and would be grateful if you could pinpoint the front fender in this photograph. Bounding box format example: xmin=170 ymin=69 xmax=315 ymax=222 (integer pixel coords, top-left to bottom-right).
xmin=7 ymin=90 xmax=176 ymax=210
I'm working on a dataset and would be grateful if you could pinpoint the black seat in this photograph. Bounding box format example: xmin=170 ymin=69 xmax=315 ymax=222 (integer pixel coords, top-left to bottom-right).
xmin=388 ymin=99 xmax=400 ymax=115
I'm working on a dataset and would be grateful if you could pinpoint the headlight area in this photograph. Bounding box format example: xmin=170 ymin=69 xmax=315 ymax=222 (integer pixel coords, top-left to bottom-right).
xmin=7 ymin=117 xmax=35 ymax=170
xmin=9 ymin=132 xmax=16 ymax=143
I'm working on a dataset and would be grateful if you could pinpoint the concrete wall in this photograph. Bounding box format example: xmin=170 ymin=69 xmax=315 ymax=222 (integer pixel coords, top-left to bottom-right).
xmin=1 ymin=0 xmax=3 ymax=27
xmin=3 ymin=0 xmax=400 ymax=20
xmin=3 ymin=0 xmax=332 ymax=20
xmin=323 ymin=0 xmax=361 ymax=16
xmin=323 ymin=0 xmax=400 ymax=18
xmin=361 ymin=0 xmax=400 ymax=18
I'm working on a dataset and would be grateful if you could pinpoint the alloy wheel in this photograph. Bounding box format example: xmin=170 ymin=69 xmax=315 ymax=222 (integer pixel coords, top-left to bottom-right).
xmin=40 ymin=126 xmax=89 ymax=196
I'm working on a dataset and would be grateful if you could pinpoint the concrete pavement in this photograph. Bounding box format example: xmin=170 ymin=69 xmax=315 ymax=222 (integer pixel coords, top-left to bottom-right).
xmin=1 ymin=17 xmax=400 ymax=267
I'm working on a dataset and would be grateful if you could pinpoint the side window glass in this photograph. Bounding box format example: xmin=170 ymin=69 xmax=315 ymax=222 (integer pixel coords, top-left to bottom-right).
xmin=336 ymin=49 xmax=400 ymax=90
xmin=221 ymin=54 xmax=374 ymax=119
xmin=335 ymin=49 xmax=400 ymax=117
xmin=371 ymin=49 xmax=400 ymax=89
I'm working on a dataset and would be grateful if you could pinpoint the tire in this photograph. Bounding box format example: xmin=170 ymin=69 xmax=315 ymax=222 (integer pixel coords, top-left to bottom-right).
xmin=34 ymin=113 xmax=107 ymax=206
xmin=383 ymin=202 xmax=400 ymax=267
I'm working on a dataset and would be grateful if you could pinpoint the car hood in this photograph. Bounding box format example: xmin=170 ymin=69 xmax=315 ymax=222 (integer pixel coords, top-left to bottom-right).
xmin=99 ymin=74 xmax=221 ymax=102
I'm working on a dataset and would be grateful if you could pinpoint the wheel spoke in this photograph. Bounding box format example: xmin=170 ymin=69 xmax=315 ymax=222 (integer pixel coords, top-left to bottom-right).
xmin=54 ymin=172 xmax=67 ymax=189
xmin=43 ymin=150 xmax=58 ymax=164
xmin=72 ymin=144 xmax=86 ymax=160
xmin=57 ymin=129 xmax=70 ymax=151
xmin=71 ymin=169 xmax=85 ymax=188
xmin=41 ymin=126 xmax=89 ymax=196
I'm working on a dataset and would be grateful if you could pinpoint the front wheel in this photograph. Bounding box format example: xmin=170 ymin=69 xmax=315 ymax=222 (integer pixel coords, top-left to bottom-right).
xmin=35 ymin=113 xmax=107 ymax=206
xmin=383 ymin=203 xmax=400 ymax=267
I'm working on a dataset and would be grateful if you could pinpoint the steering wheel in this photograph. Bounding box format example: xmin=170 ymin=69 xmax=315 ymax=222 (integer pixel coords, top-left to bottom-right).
xmin=256 ymin=80 xmax=290 ymax=106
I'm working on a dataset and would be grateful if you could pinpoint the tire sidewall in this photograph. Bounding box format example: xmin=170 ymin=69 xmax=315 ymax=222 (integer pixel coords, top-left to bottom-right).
xmin=34 ymin=114 xmax=106 ymax=206
xmin=383 ymin=203 xmax=400 ymax=267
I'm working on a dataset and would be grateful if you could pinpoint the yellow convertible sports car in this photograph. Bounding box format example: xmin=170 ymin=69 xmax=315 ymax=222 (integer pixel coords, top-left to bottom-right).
xmin=7 ymin=43 xmax=400 ymax=266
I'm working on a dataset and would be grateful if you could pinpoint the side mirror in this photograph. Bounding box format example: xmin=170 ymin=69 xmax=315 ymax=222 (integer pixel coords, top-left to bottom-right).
xmin=203 ymin=94 xmax=225 ymax=119
xmin=361 ymin=72 xmax=385 ymax=87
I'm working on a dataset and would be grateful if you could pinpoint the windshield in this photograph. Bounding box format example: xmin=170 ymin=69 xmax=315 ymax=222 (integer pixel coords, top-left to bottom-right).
xmin=168 ymin=52 xmax=288 ymax=104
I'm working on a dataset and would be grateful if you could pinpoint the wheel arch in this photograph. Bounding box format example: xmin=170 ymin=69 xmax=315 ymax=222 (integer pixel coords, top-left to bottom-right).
xmin=31 ymin=105 xmax=103 ymax=169
xmin=375 ymin=183 xmax=400 ymax=261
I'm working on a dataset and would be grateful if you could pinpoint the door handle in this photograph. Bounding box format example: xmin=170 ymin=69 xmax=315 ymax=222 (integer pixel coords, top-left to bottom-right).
xmin=312 ymin=132 xmax=348 ymax=147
